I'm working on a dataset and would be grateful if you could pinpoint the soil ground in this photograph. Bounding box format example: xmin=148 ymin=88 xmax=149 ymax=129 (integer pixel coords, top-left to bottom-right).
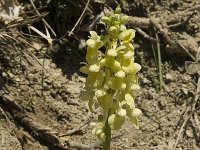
xmin=0 ymin=0 xmax=200 ymax=150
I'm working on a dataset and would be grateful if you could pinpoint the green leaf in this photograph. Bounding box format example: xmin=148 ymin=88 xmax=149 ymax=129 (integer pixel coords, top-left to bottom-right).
xmin=86 ymin=72 xmax=104 ymax=88
xmin=125 ymin=93 xmax=134 ymax=109
xmin=98 ymin=94 xmax=113 ymax=109
xmin=80 ymin=90 xmax=94 ymax=101
xmin=108 ymin=114 xmax=125 ymax=130
xmin=100 ymin=56 xmax=121 ymax=70
xmin=86 ymin=47 xmax=98 ymax=64
xmin=79 ymin=65 xmax=89 ymax=74
xmin=122 ymin=59 xmax=141 ymax=74
xmin=119 ymin=29 xmax=136 ymax=43
xmin=106 ymin=77 xmax=126 ymax=90
xmin=129 ymin=116 xmax=139 ymax=129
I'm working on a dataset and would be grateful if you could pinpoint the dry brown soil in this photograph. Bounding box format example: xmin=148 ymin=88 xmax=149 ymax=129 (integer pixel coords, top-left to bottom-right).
xmin=0 ymin=0 xmax=200 ymax=150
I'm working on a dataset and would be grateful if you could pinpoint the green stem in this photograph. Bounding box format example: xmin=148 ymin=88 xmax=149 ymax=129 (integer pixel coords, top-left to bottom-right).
xmin=155 ymin=31 xmax=163 ymax=91
xmin=103 ymin=109 xmax=111 ymax=150
xmin=151 ymin=42 xmax=158 ymax=70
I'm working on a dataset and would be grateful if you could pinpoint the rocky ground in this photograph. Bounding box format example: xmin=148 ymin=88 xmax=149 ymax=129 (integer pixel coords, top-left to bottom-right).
xmin=0 ymin=0 xmax=200 ymax=150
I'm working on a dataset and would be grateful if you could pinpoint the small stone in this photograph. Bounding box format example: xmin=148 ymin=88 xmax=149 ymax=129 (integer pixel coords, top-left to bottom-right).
xmin=2 ymin=72 xmax=7 ymax=77
xmin=142 ymin=78 xmax=150 ymax=84
xmin=168 ymin=139 xmax=175 ymax=149
xmin=15 ymin=77 xmax=21 ymax=82
xmin=79 ymin=77 xmax=86 ymax=83
xmin=182 ymin=75 xmax=191 ymax=81
xmin=186 ymin=129 xmax=193 ymax=138
xmin=181 ymin=87 xmax=188 ymax=95
xmin=7 ymin=72 xmax=14 ymax=78
xmin=166 ymin=73 xmax=173 ymax=81
xmin=122 ymin=137 xmax=128 ymax=142
xmin=185 ymin=62 xmax=200 ymax=75
xmin=32 ymin=76 xmax=38 ymax=82
xmin=146 ymin=92 xmax=153 ymax=100
xmin=31 ymin=42 xmax=42 ymax=50
xmin=182 ymin=84 xmax=187 ymax=88
xmin=42 ymin=82 xmax=49 ymax=91
xmin=45 ymin=79 xmax=52 ymax=84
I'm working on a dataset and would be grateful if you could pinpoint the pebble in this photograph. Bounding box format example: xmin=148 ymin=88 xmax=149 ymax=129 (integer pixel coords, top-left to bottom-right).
xmin=142 ymin=78 xmax=151 ymax=84
xmin=181 ymin=87 xmax=188 ymax=95
xmin=79 ymin=77 xmax=86 ymax=83
xmin=166 ymin=73 xmax=173 ymax=81
xmin=42 ymin=82 xmax=49 ymax=91
xmin=15 ymin=77 xmax=21 ymax=82
xmin=186 ymin=129 xmax=194 ymax=138
xmin=7 ymin=72 xmax=15 ymax=78
xmin=168 ymin=139 xmax=175 ymax=149
xmin=45 ymin=79 xmax=52 ymax=84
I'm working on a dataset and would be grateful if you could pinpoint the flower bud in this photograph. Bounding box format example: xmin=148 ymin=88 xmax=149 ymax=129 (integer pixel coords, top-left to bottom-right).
xmin=95 ymin=89 xmax=107 ymax=98
xmin=86 ymin=31 xmax=103 ymax=49
xmin=119 ymin=29 xmax=136 ymax=43
xmin=109 ymin=26 xmax=117 ymax=33
xmin=107 ymin=49 xmax=117 ymax=57
xmin=114 ymin=70 xmax=125 ymax=78
xmin=116 ymin=45 xmax=126 ymax=51
xmin=133 ymin=63 xmax=142 ymax=73
xmin=100 ymin=57 xmax=121 ymax=70
xmin=120 ymin=25 xmax=126 ymax=31
xmin=114 ymin=6 xmax=121 ymax=14
xmin=123 ymin=50 xmax=134 ymax=59
xmin=132 ymin=108 xmax=142 ymax=117
xmin=101 ymin=16 xmax=110 ymax=24
xmin=121 ymin=15 xmax=129 ymax=24
xmin=89 ymin=64 xmax=100 ymax=72
xmin=117 ymin=108 xmax=127 ymax=116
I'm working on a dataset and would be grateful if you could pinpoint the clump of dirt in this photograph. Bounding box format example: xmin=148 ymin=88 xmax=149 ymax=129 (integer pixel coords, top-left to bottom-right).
xmin=0 ymin=119 xmax=22 ymax=150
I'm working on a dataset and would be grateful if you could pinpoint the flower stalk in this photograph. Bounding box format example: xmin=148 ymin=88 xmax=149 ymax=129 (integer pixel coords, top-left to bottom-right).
xmin=80 ymin=6 xmax=142 ymax=149
xmin=103 ymin=109 xmax=111 ymax=150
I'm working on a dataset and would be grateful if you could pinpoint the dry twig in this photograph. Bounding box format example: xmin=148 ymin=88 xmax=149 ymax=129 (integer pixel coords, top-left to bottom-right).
xmin=173 ymin=75 xmax=200 ymax=150
xmin=134 ymin=27 xmax=158 ymax=43
xmin=0 ymin=94 xmax=66 ymax=149
xmin=29 ymin=0 xmax=56 ymax=36
xmin=168 ymin=11 xmax=196 ymax=28
xmin=173 ymin=106 xmax=200 ymax=150
xmin=59 ymin=113 xmax=91 ymax=136
xmin=68 ymin=0 xmax=91 ymax=36
xmin=6 ymin=12 xmax=49 ymax=29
